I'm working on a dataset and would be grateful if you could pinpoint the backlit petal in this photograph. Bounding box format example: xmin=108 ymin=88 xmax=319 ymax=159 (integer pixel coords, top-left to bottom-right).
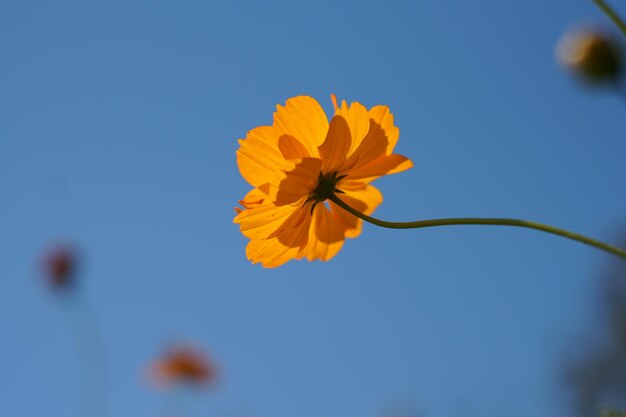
xmin=246 ymin=205 xmax=312 ymax=268
xmin=335 ymin=100 xmax=370 ymax=166
xmin=344 ymin=154 xmax=413 ymax=183
xmin=237 ymin=126 xmax=288 ymax=187
xmin=342 ymin=105 xmax=399 ymax=171
xmin=319 ymin=115 xmax=351 ymax=173
xmin=268 ymin=158 xmax=322 ymax=206
xmin=343 ymin=118 xmax=388 ymax=172
xmin=274 ymin=96 xmax=329 ymax=159
xmin=278 ymin=135 xmax=310 ymax=160
xmin=234 ymin=192 xmax=300 ymax=240
xmin=330 ymin=184 xmax=383 ymax=238
xmin=246 ymin=239 xmax=300 ymax=268
xmin=368 ymin=105 xmax=399 ymax=155
xmin=298 ymin=204 xmax=345 ymax=262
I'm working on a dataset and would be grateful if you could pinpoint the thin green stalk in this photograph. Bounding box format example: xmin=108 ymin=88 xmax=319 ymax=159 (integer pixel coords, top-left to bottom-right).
xmin=594 ymin=0 xmax=626 ymax=38
xmin=64 ymin=292 xmax=108 ymax=417
xmin=328 ymin=194 xmax=626 ymax=260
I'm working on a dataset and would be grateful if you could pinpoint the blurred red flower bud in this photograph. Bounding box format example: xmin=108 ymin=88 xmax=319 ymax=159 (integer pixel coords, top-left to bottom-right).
xmin=557 ymin=27 xmax=623 ymax=84
xmin=42 ymin=245 xmax=77 ymax=290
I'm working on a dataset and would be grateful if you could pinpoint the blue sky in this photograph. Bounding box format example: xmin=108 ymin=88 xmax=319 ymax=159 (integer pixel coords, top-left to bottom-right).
xmin=1 ymin=0 xmax=626 ymax=416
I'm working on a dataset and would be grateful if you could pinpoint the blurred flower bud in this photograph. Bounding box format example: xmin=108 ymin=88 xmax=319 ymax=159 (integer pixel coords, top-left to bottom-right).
xmin=148 ymin=344 xmax=217 ymax=388
xmin=42 ymin=245 xmax=77 ymax=290
xmin=557 ymin=28 xmax=623 ymax=84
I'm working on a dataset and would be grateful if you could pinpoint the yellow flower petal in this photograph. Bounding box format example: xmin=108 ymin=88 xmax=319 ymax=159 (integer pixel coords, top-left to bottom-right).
xmin=246 ymin=205 xmax=312 ymax=268
xmin=335 ymin=100 xmax=371 ymax=165
xmin=277 ymin=135 xmax=311 ymax=160
xmin=246 ymin=239 xmax=300 ymax=268
xmin=237 ymin=126 xmax=289 ymax=187
xmin=341 ymin=105 xmax=400 ymax=172
xmin=268 ymin=158 xmax=322 ymax=206
xmin=342 ymin=118 xmax=388 ymax=172
xmin=368 ymin=105 xmax=399 ymax=155
xmin=344 ymin=154 xmax=413 ymax=183
xmin=234 ymin=191 xmax=300 ymax=240
xmin=330 ymin=184 xmax=383 ymax=238
xmin=273 ymin=96 xmax=329 ymax=159
xmin=318 ymin=115 xmax=352 ymax=173
xmin=297 ymin=204 xmax=345 ymax=262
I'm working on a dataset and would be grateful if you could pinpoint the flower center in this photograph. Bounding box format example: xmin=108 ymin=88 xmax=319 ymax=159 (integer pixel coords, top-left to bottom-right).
xmin=305 ymin=171 xmax=346 ymax=214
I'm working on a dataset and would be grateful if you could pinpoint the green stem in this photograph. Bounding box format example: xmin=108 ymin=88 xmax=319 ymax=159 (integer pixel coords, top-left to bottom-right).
xmin=328 ymin=194 xmax=626 ymax=260
xmin=594 ymin=0 xmax=626 ymax=38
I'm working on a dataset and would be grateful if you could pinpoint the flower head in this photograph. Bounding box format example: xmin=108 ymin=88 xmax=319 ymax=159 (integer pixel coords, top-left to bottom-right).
xmin=234 ymin=95 xmax=413 ymax=267
xmin=557 ymin=27 xmax=623 ymax=84
xmin=42 ymin=245 xmax=77 ymax=290
xmin=148 ymin=344 xmax=216 ymax=388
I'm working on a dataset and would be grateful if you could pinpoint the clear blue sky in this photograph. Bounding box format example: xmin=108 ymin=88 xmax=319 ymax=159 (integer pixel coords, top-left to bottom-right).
xmin=1 ymin=0 xmax=626 ymax=416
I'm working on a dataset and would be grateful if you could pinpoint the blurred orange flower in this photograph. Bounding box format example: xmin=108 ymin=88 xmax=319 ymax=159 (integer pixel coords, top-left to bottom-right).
xmin=149 ymin=345 xmax=216 ymax=388
xmin=234 ymin=95 xmax=413 ymax=267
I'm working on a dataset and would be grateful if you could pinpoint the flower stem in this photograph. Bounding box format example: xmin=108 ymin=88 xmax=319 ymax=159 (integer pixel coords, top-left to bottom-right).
xmin=593 ymin=0 xmax=626 ymax=38
xmin=328 ymin=194 xmax=626 ymax=260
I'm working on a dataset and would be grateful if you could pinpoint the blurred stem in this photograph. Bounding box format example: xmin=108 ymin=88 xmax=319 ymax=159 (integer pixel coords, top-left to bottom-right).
xmin=66 ymin=293 xmax=108 ymax=417
xmin=160 ymin=387 xmax=188 ymax=417
xmin=594 ymin=0 xmax=626 ymax=38
xmin=328 ymin=193 xmax=626 ymax=260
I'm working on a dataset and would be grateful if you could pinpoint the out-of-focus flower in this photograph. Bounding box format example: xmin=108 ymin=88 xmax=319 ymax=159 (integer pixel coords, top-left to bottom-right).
xmin=557 ymin=27 xmax=622 ymax=84
xmin=603 ymin=410 xmax=626 ymax=417
xmin=234 ymin=95 xmax=413 ymax=268
xmin=42 ymin=245 xmax=77 ymax=290
xmin=149 ymin=344 xmax=217 ymax=388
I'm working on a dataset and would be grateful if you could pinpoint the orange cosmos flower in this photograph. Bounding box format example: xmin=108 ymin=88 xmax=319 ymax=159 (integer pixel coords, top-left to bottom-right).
xmin=149 ymin=344 xmax=217 ymax=388
xmin=234 ymin=95 xmax=413 ymax=268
